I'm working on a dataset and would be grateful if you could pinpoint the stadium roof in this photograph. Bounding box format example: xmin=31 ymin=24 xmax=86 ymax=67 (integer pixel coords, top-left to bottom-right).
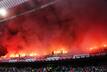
xmin=0 ymin=0 xmax=28 ymax=9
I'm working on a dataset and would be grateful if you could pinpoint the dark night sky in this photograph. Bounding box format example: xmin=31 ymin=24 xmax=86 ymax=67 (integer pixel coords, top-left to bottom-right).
xmin=0 ymin=0 xmax=107 ymax=57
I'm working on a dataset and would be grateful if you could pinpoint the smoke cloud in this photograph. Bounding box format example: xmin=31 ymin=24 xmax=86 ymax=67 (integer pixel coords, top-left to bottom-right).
xmin=0 ymin=0 xmax=107 ymax=57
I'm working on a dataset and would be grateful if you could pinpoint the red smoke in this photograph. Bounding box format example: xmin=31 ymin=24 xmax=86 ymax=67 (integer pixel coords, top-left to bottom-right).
xmin=0 ymin=0 xmax=107 ymax=58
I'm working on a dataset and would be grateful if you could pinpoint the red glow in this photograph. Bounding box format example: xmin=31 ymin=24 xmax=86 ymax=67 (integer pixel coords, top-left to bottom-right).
xmin=0 ymin=0 xmax=107 ymax=58
xmin=53 ymin=48 xmax=68 ymax=54
xmin=88 ymin=44 xmax=107 ymax=54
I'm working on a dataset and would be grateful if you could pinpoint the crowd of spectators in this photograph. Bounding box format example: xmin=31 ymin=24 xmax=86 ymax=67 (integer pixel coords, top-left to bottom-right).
xmin=0 ymin=65 xmax=106 ymax=72
xmin=0 ymin=67 xmax=34 ymax=72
